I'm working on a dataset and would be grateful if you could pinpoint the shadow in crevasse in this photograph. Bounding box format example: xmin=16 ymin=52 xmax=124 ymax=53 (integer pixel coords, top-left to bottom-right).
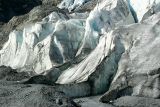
xmin=127 ymin=0 xmax=138 ymax=23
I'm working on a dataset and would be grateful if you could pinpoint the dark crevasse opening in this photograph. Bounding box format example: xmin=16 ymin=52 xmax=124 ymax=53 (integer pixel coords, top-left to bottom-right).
xmin=127 ymin=0 xmax=138 ymax=23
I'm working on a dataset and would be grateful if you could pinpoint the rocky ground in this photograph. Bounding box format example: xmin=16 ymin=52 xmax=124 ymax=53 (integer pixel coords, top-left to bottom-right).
xmin=0 ymin=66 xmax=78 ymax=107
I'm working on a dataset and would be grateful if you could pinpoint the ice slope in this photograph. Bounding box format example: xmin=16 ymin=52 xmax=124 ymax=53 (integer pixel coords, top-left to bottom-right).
xmin=76 ymin=0 xmax=135 ymax=55
xmin=58 ymin=0 xmax=91 ymax=12
xmin=100 ymin=12 xmax=160 ymax=102
xmin=0 ymin=0 xmax=160 ymax=87
xmin=0 ymin=0 xmax=134 ymax=74
xmin=56 ymin=32 xmax=115 ymax=84
xmin=128 ymin=0 xmax=160 ymax=21
xmin=0 ymin=12 xmax=85 ymax=73
xmin=59 ymin=0 xmax=160 ymax=22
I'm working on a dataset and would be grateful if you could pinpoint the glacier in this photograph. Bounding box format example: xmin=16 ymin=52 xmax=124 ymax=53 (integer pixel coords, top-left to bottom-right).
xmin=0 ymin=12 xmax=86 ymax=74
xmin=100 ymin=12 xmax=160 ymax=102
xmin=0 ymin=0 xmax=135 ymax=75
xmin=0 ymin=0 xmax=160 ymax=99
xmin=128 ymin=0 xmax=160 ymax=21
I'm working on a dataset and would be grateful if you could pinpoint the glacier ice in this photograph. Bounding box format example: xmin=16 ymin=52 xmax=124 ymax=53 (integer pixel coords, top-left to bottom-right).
xmin=100 ymin=12 xmax=160 ymax=102
xmin=58 ymin=0 xmax=91 ymax=12
xmin=0 ymin=0 xmax=160 ymax=94
xmin=76 ymin=0 xmax=135 ymax=55
xmin=0 ymin=12 xmax=86 ymax=74
xmin=56 ymin=32 xmax=115 ymax=84
xmin=128 ymin=0 xmax=160 ymax=21
xmin=0 ymin=0 xmax=135 ymax=75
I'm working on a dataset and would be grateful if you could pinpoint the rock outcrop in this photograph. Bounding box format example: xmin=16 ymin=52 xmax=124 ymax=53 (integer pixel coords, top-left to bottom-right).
xmin=0 ymin=0 xmax=41 ymax=23
xmin=0 ymin=66 xmax=78 ymax=107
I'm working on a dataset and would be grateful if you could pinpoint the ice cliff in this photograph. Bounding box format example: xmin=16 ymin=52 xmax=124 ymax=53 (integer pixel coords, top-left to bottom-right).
xmin=0 ymin=0 xmax=135 ymax=74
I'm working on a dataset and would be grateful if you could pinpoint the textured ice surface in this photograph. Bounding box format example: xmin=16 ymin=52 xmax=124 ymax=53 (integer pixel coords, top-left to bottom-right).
xmin=0 ymin=0 xmax=160 ymax=86
xmin=0 ymin=0 xmax=134 ymax=75
xmin=56 ymin=32 xmax=115 ymax=84
xmin=100 ymin=13 xmax=160 ymax=102
xmin=0 ymin=12 xmax=85 ymax=74
xmin=58 ymin=0 xmax=91 ymax=11
xmin=128 ymin=0 xmax=160 ymax=21
xmin=76 ymin=0 xmax=135 ymax=55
